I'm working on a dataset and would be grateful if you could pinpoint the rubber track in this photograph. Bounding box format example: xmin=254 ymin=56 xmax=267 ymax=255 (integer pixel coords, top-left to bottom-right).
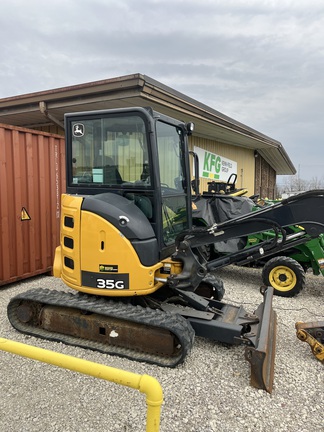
xmin=7 ymin=288 xmax=195 ymax=367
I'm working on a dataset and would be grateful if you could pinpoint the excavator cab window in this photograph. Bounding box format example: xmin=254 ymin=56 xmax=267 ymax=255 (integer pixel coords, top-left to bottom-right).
xmin=69 ymin=114 xmax=150 ymax=187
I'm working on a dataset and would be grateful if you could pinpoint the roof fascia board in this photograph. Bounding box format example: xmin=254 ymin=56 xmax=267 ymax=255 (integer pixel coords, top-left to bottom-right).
xmin=0 ymin=74 xmax=145 ymax=108
xmin=45 ymin=89 xmax=143 ymax=109
xmin=0 ymin=89 xmax=143 ymax=117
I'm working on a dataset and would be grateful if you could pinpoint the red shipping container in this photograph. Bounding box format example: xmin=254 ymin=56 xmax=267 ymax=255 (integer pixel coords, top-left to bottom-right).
xmin=0 ymin=123 xmax=66 ymax=286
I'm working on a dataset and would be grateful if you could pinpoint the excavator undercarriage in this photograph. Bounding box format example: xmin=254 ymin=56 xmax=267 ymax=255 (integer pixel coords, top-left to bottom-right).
xmin=8 ymin=289 xmax=195 ymax=367
xmin=7 ymin=283 xmax=276 ymax=392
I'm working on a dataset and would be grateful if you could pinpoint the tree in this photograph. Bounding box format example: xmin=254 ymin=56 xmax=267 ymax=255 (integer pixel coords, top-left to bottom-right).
xmin=276 ymin=174 xmax=324 ymax=197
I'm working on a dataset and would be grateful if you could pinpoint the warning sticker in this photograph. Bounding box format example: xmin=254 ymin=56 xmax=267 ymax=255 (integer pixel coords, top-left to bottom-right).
xmin=21 ymin=207 xmax=31 ymax=221
xmin=318 ymin=258 xmax=324 ymax=269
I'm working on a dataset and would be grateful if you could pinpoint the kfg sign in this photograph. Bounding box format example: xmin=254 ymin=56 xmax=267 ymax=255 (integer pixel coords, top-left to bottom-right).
xmin=194 ymin=146 xmax=237 ymax=181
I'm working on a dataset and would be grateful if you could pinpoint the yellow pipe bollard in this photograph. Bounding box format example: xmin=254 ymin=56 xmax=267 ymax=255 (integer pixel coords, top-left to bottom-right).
xmin=0 ymin=338 xmax=163 ymax=432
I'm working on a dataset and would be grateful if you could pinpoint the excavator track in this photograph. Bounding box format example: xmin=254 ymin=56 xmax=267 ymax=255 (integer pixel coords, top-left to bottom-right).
xmin=7 ymin=288 xmax=195 ymax=367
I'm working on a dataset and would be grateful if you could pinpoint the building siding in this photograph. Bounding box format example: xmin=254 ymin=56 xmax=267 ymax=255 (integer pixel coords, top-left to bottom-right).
xmin=254 ymin=155 xmax=276 ymax=199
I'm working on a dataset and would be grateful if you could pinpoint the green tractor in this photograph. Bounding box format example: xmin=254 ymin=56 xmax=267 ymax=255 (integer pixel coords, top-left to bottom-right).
xmin=246 ymin=225 xmax=324 ymax=297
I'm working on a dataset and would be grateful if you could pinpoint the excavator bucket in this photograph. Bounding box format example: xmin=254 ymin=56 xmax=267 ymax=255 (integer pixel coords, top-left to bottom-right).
xmin=295 ymin=321 xmax=324 ymax=362
xmin=244 ymin=287 xmax=277 ymax=393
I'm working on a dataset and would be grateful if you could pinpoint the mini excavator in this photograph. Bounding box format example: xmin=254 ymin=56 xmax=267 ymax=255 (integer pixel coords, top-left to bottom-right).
xmin=7 ymin=107 xmax=324 ymax=393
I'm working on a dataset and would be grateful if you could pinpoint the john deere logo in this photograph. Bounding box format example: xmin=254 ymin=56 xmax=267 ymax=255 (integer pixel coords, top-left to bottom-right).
xmin=73 ymin=123 xmax=85 ymax=137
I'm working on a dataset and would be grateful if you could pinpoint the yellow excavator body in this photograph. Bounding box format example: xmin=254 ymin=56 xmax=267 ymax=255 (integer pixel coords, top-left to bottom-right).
xmin=53 ymin=194 xmax=170 ymax=296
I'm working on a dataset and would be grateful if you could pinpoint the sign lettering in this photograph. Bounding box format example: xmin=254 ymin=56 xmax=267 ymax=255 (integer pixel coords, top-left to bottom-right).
xmin=194 ymin=146 xmax=237 ymax=181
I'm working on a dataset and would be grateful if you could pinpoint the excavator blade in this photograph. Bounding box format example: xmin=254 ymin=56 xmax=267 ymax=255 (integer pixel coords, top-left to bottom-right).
xmin=244 ymin=287 xmax=277 ymax=393
xmin=169 ymin=286 xmax=277 ymax=392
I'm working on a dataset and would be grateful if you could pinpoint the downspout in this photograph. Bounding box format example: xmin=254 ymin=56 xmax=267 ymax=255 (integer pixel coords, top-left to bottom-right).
xmin=39 ymin=101 xmax=64 ymax=129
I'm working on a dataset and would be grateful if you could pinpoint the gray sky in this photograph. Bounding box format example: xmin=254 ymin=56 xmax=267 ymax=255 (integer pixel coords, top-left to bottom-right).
xmin=1 ymin=0 xmax=324 ymax=182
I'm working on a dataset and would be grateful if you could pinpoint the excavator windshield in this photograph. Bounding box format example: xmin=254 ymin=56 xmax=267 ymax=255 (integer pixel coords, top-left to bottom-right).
xmin=69 ymin=114 xmax=150 ymax=187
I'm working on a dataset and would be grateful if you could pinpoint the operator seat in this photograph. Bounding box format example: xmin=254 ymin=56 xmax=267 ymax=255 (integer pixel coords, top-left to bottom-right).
xmin=134 ymin=195 xmax=153 ymax=219
xmin=103 ymin=157 xmax=123 ymax=184
xmin=125 ymin=193 xmax=153 ymax=220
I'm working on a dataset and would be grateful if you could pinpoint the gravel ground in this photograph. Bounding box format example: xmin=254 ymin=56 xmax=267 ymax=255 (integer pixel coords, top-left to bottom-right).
xmin=0 ymin=265 xmax=323 ymax=432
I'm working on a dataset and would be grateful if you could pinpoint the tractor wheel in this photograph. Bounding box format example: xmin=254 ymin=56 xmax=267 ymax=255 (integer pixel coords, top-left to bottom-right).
xmin=195 ymin=274 xmax=225 ymax=301
xmin=262 ymin=256 xmax=306 ymax=297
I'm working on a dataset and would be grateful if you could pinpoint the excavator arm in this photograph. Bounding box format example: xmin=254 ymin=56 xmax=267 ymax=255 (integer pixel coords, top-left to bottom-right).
xmin=169 ymin=190 xmax=324 ymax=291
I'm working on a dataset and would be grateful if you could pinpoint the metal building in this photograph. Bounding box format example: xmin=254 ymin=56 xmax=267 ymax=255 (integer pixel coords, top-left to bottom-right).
xmin=0 ymin=73 xmax=295 ymax=198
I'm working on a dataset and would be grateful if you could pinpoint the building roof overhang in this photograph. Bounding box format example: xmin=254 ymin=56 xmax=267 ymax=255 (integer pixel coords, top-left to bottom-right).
xmin=0 ymin=73 xmax=295 ymax=175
